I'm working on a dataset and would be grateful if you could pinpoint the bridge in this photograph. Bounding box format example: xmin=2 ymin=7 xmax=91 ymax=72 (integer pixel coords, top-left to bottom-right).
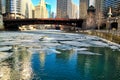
xmin=3 ymin=18 xmax=84 ymax=30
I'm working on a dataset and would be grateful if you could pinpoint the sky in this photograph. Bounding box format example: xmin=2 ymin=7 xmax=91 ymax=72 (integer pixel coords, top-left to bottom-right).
xmin=31 ymin=0 xmax=79 ymax=13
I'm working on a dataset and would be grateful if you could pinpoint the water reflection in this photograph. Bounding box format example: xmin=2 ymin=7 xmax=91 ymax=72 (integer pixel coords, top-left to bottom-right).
xmin=0 ymin=31 xmax=120 ymax=80
xmin=56 ymin=50 xmax=73 ymax=62
xmin=77 ymin=47 xmax=120 ymax=80
xmin=0 ymin=46 xmax=32 ymax=80
xmin=39 ymin=52 xmax=46 ymax=68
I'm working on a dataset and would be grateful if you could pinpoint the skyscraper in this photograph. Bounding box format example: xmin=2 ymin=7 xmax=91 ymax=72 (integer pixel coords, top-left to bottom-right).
xmin=95 ymin=0 xmax=102 ymax=13
xmin=51 ymin=12 xmax=55 ymax=18
xmin=71 ymin=2 xmax=79 ymax=19
xmin=102 ymin=0 xmax=120 ymax=17
xmin=0 ymin=0 xmax=5 ymax=14
xmin=57 ymin=0 xmax=72 ymax=18
xmin=79 ymin=0 xmax=89 ymax=19
xmin=3 ymin=0 xmax=34 ymax=19
xmin=5 ymin=0 xmax=21 ymax=19
xmin=0 ymin=0 xmax=4 ymax=30
xmin=46 ymin=3 xmax=51 ymax=18
xmin=35 ymin=0 xmax=48 ymax=18
xmin=0 ymin=0 xmax=2 ymax=14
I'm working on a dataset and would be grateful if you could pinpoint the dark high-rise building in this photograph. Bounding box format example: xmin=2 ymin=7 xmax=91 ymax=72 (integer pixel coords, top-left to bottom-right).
xmin=102 ymin=0 xmax=120 ymax=17
xmin=0 ymin=0 xmax=2 ymax=14
xmin=57 ymin=0 xmax=72 ymax=18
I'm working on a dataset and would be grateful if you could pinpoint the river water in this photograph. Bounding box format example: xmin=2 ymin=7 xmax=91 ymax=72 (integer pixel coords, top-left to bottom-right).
xmin=0 ymin=30 xmax=120 ymax=80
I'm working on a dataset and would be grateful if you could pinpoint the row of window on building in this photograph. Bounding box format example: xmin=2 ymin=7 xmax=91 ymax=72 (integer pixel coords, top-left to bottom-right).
xmin=80 ymin=0 xmax=120 ymax=19
xmin=0 ymin=0 xmax=120 ymax=19
xmin=0 ymin=0 xmax=54 ymax=19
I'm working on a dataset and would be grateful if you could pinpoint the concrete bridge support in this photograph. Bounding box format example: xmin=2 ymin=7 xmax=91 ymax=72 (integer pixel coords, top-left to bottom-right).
xmin=118 ymin=19 xmax=120 ymax=30
xmin=0 ymin=15 xmax=4 ymax=30
xmin=4 ymin=24 xmax=19 ymax=31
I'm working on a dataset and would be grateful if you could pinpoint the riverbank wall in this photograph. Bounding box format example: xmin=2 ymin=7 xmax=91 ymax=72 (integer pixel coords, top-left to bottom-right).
xmin=79 ymin=30 xmax=120 ymax=44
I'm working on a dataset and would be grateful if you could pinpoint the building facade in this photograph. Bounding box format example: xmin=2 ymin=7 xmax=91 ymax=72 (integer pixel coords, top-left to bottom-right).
xmin=51 ymin=12 xmax=55 ymax=18
xmin=95 ymin=0 xmax=103 ymax=14
xmin=79 ymin=0 xmax=89 ymax=19
xmin=35 ymin=0 xmax=48 ymax=18
xmin=102 ymin=0 xmax=120 ymax=17
xmin=0 ymin=0 xmax=2 ymax=14
xmin=3 ymin=0 xmax=35 ymax=19
xmin=57 ymin=0 xmax=72 ymax=18
xmin=0 ymin=0 xmax=4 ymax=30
xmin=46 ymin=3 xmax=51 ymax=18
xmin=71 ymin=2 xmax=79 ymax=19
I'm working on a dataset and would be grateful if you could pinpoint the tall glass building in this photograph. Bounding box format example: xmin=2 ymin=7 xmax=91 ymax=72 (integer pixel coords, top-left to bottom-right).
xmin=4 ymin=0 xmax=35 ymax=19
xmin=102 ymin=0 xmax=120 ymax=17
xmin=46 ymin=3 xmax=51 ymax=18
xmin=5 ymin=0 xmax=21 ymax=17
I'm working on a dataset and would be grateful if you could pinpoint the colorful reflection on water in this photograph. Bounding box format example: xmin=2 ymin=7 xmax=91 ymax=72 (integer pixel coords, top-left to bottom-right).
xmin=0 ymin=30 xmax=120 ymax=80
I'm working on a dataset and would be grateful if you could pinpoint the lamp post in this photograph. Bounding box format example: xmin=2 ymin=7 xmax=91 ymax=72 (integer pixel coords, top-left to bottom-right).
xmin=108 ymin=7 xmax=112 ymax=18
xmin=107 ymin=7 xmax=112 ymax=31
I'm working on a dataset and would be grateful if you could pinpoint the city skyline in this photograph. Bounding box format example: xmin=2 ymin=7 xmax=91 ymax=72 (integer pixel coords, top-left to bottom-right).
xmin=31 ymin=0 xmax=79 ymax=13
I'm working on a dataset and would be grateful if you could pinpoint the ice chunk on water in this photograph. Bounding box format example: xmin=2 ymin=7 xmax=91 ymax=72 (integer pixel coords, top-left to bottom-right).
xmin=75 ymin=48 xmax=88 ymax=51
xmin=77 ymin=51 xmax=102 ymax=55
xmin=0 ymin=46 xmax=12 ymax=52
xmin=99 ymin=38 xmax=120 ymax=50
xmin=41 ymin=42 xmax=61 ymax=47
xmin=56 ymin=45 xmax=73 ymax=51
xmin=0 ymin=52 xmax=13 ymax=62
xmin=110 ymin=45 xmax=119 ymax=50
xmin=49 ymin=48 xmax=61 ymax=54
xmin=89 ymin=41 xmax=109 ymax=47
xmin=39 ymin=36 xmax=54 ymax=41
xmin=0 ymin=40 xmax=21 ymax=46
xmin=60 ymin=41 xmax=91 ymax=47
xmin=44 ymin=48 xmax=61 ymax=54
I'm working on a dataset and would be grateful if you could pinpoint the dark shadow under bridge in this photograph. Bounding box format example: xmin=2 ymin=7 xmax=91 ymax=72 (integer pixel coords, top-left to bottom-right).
xmin=3 ymin=18 xmax=84 ymax=30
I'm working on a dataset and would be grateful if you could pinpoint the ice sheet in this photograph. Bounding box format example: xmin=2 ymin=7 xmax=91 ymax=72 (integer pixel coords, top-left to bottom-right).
xmin=77 ymin=51 xmax=102 ymax=55
xmin=0 ymin=46 xmax=12 ymax=52
xmin=0 ymin=30 xmax=120 ymax=54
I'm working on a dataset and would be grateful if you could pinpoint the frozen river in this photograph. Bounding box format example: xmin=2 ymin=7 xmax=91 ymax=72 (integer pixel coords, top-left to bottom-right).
xmin=0 ymin=30 xmax=120 ymax=80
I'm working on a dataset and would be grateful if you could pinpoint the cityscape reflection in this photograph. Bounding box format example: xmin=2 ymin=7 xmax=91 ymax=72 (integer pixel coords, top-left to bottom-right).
xmin=0 ymin=31 xmax=120 ymax=80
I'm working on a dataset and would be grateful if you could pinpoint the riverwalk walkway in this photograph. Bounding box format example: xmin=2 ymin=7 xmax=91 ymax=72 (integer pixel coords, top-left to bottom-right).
xmin=77 ymin=30 xmax=120 ymax=44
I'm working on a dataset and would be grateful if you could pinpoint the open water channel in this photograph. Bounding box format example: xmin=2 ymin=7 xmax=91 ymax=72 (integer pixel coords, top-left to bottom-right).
xmin=0 ymin=30 xmax=120 ymax=80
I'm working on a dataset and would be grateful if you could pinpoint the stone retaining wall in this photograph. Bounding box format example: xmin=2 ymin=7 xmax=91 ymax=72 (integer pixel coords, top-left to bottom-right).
xmin=79 ymin=30 xmax=120 ymax=44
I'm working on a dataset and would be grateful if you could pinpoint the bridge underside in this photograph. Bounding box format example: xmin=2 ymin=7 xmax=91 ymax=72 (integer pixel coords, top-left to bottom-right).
xmin=3 ymin=18 xmax=84 ymax=30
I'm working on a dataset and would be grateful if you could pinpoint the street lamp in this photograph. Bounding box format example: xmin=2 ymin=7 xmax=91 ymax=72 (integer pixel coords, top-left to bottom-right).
xmin=108 ymin=7 xmax=112 ymax=18
xmin=107 ymin=7 xmax=112 ymax=30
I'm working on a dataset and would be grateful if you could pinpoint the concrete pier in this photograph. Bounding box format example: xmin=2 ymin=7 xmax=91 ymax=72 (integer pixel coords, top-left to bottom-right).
xmin=0 ymin=15 xmax=4 ymax=30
